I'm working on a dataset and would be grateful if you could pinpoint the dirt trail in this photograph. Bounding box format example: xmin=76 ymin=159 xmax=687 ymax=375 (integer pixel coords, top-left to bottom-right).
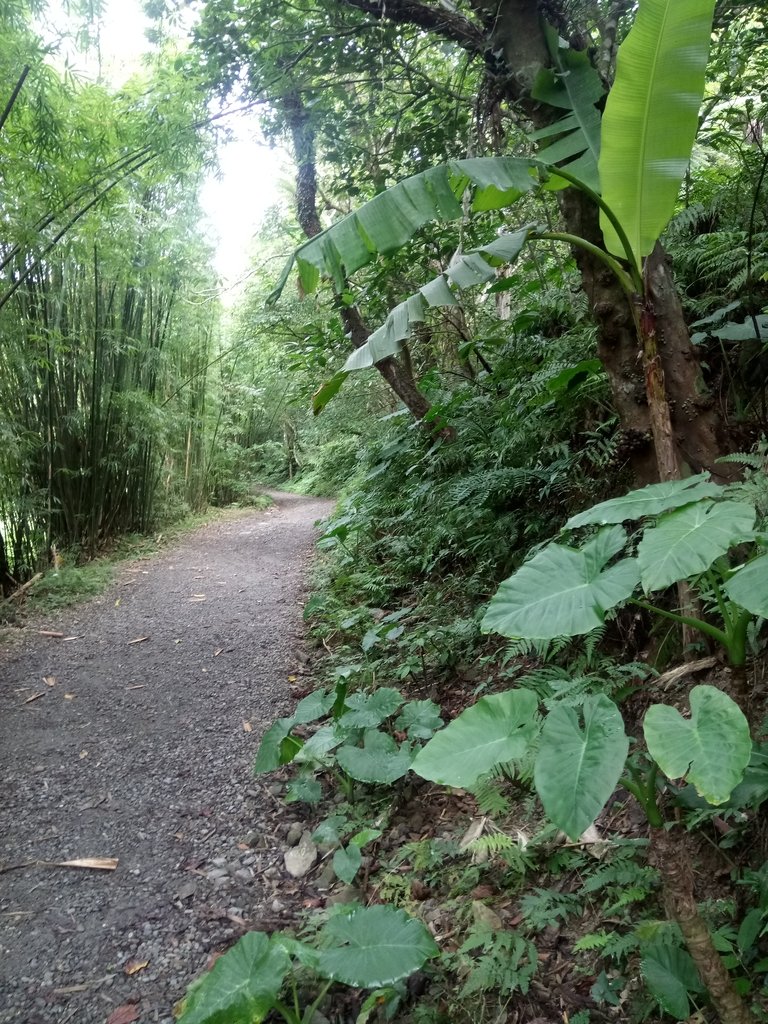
xmin=0 ymin=492 xmax=333 ymax=1024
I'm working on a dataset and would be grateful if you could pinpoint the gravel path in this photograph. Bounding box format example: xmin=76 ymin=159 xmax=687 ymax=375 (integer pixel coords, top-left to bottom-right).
xmin=0 ymin=492 xmax=333 ymax=1024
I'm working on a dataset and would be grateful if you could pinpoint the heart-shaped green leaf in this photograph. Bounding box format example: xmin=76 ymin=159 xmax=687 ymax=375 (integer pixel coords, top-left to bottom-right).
xmin=638 ymin=501 xmax=755 ymax=591
xmin=643 ymin=685 xmax=751 ymax=804
xmin=336 ymin=730 xmax=412 ymax=783
xmin=342 ymin=688 xmax=403 ymax=727
xmin=411 ymin=689 xmax=539 ymax=789
xmin=333 ymin=844 xmax=362 ymax=884
xmin=395 ymin=700 xmax=444 ymax=739
xmin=534 ymin=695 xmax=629 ymax=840
xmin=641 ymin=940 xmax=704 ymax=1020
xmin=318 ymin=905 xmax=438 ymax=988
xmin=178 ymin=932 xmax=290 ymax=1024
xmin=566 ymin=475 xmax=721 ymax=528
xmin=483 ymin=529 xmax=639 ymax=639
xmin=724 ymin=554 xmax=768 ymax=617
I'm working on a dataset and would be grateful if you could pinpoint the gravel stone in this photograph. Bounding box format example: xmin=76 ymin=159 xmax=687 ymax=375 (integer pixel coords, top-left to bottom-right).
xmin=0 ymin=492 xmax=332 ymax=1023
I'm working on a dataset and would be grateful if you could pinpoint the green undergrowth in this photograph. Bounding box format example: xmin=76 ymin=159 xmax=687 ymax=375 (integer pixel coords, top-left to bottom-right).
xmin=3 ymin=497 xmax=273 ymax=621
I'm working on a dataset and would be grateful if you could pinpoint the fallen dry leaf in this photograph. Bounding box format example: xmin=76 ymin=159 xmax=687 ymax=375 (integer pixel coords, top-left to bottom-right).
xmin=124 ymin=959 xmax=149 ymax=976
xmin=214 ymin=648 xmax=223 ymax=656
xmin=43 ymin=675 xmax=56 ymax=687
xmin=114 ymin=598 xmax=121 ymax=607
xmin=106 ymin=1004 xmax=140 ymax=1024
xmin=24 ymin=692 xmax=45 ymax=704
xmin=55 ymin=857 xmax=118 ymax=871
xmin=288 ymin=674 xmax=297 ymax=682
xmin=127 ymin=636 xmax=149 ymax=645
xmin=242 ymin=720 xmax=253 ymax=733
xmin=79 ymin=750 xmax=88 ymax=760
xmin=64 ymin=693 xmax=76 ymax=700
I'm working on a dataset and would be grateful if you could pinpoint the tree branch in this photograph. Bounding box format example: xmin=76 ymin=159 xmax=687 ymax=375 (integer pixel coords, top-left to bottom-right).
xmin=339 ymin=0 xmax=485 ymax=56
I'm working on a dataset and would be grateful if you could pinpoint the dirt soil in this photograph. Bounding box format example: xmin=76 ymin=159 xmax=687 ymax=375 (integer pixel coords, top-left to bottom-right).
xmin=0 ymin=492 xmax=333 ymax=1024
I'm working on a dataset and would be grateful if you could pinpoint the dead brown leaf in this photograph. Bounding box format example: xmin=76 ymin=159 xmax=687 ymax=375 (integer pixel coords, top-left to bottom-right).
xmin=123 ymin=959 xmax=149 ymax=976
xmin=64 ymin=693 xmax=76 ymax=700
xmin=55 ymin=857 xmax=118 ymax=870
xmin=127 ymin=636 xmax=149 ymax=645
xmin=242 ymin=720 xmax=253 ymax=733
xmin=106 ymin=1004 xmax=140 ymax=1024
xmin=23 ymin=692 xmax=45 ymax=704
xmin=43 ymin=675 xmax=56 ymax=687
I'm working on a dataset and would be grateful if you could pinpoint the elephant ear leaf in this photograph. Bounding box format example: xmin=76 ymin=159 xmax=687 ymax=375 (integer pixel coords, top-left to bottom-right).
xmin=599 ymin=0 xmax=717 ymax=262
xmin=644 ymin=685 xmax=751 ymax=805
xmin=411 ymin=689 xmax=539 ymax=789
xmin=177 ymin=932 xmax=290 ymax=1024
xmin=482 ymin=526 xmax=638 ymax=639
xmin=534 ymin=695 xmax=629 ymax=840
xmin=318 ymin=905 xmax=438 ymax=988
xmin=724 ymin=554 xmax=768 ymax=617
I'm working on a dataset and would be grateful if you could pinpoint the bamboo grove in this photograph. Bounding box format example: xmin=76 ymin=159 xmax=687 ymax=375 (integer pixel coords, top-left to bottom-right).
xmin=0 ymin=3 xmax=225 ymax=592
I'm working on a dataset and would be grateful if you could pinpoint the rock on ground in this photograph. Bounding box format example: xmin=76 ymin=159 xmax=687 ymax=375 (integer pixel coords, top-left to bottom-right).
xmin=0 ymin=492 xmax=332 ymax=1024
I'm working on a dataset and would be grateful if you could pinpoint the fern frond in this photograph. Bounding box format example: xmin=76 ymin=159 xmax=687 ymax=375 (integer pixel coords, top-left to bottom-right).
xmin=573 ymin=930 xmax=611 ymax=952
xmin=470 ymin=776 xmax=511 ymax=817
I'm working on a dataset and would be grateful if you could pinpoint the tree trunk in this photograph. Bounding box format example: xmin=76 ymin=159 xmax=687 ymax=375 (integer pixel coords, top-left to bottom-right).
xmin=0 ymin=529 xmax=16 ymax=598
xmin=283 ymin=89 xmax=435 ymax=424
xmin=650 ymin=827 xmax=756 ymax=1024
xmin=339 ymin=305 xmax=431 ymax=420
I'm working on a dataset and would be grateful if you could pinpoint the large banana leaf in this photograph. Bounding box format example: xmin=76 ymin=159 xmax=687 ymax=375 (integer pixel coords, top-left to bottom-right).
xmin=534 ymin=695 xmax=628 ymax=840
xmin=599 ymin=0 xmax=717 ymax=262
xmin=530 ymin=24 xmax=604 ymax=191
xmin=482 ymin=526 xmax=639 ymax=639
xmin=268 ymin=158 xmax=540 ymax=304
xmin=343 ymin=227 xmax=533 ymax=371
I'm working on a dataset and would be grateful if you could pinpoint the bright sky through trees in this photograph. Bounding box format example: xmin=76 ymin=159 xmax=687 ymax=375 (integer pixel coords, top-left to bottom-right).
xmin=43 ymin=0 xmax=286 ymax=293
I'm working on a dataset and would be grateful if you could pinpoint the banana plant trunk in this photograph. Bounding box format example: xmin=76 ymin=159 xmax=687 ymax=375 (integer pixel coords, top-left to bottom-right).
xmin=559 ymin=191 xmax=731 ymax=484
xmin=650 ymin=826 xmax=756 ymax=1024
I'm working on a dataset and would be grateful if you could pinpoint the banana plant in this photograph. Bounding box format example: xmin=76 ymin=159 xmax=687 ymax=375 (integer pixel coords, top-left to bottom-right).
xmin=269 ymin=0 xmax=717 ymax=479
xmin=482 ymin=474 xmax=768 ymax=699
xmin=176 ymin=904 xmax=438 ymax=1024
xmin=411 ymin=684 xmax=757 ymax=1024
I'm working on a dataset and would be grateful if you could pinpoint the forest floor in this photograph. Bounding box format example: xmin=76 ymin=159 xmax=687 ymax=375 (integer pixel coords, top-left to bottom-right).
xmin=0 ymin=491 xmax=333 ymax=1024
